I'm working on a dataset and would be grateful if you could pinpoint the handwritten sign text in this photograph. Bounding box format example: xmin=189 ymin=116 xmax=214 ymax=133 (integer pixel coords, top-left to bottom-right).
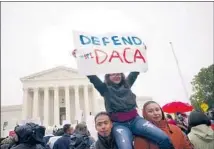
xmin=72 ymin=31 xmax=148 ymax=75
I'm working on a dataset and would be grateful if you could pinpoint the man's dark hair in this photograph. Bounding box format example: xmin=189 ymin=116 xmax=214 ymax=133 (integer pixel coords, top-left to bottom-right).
xmin=188 ymin=111 xmax=211 ymax=133
xmin=63 ymin=124 xmax=71 ymax=133
xmin=166 ymin=114 xmax=173 ymax=119
xmin=54 ymin=128 xmax=64 ymax=136
xmin=94 ymin=111 xmax=111 ymax=122
xmin=74 ymin=123 xmax=89 ymax=136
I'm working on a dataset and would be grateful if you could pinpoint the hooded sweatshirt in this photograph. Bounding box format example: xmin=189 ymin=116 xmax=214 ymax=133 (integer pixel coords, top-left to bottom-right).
xmin=187 ymin=111 xmax=214 ymax=149
xmin=87 ymin=72 xmax=139 ymax=121
xmin=134 ymin=101 xmax=193 ymax=149
xmin=188 ymin=125 xmax=214 ymax=149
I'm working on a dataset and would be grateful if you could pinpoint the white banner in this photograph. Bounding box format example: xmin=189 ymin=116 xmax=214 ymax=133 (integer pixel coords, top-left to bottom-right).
xmin=72 ymin=31 xmax=148 ymax=75
xmin=74 ymin=109 xmax=83 ymax=122
xmin=62 ymin=120 xmax=70 ymax=126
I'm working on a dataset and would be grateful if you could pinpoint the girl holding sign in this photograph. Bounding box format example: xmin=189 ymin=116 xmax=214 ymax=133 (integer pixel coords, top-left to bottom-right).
xmin=87 ymin=73 xmax=175 ymax=149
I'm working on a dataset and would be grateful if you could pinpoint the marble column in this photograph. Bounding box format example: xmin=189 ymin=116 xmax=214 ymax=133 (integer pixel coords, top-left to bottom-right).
xmin=74 ymin=86 xmax=80 ymax=121
xmin=22 ymin=88 xmax=28 ymax=120
xmin=65 ymin=86 xmax=71 ymax=123
xmin=92 ymin=87 xmax=98 ymax=115
xmin=84 ymin=85 xmax=89 ymax=120
xmin=54 ymin=87 xmax=60 ymax=126
xmin=33 ymin=88 xmax=39 ymax=118
xmin=43 ymin=87 xmax=49 ymax=126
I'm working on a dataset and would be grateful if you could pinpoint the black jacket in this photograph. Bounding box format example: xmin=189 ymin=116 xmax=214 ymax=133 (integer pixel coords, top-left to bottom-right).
xmin=1 ymin=144 xmax=10 ymax=149
xmin=43 ymin=135 xmax=53 ymax=146
xmin=10 ymin=144 xmax=45 ymax=149
xmin=53 ymin=134 xmax=71 ymax=149
xmin=87 ymin=72 xmax=139 ymax=113
xmin=70 ymin=133 xmax=94 ymax=149
xmin=90 ymin=133 xmax=117 ymax=149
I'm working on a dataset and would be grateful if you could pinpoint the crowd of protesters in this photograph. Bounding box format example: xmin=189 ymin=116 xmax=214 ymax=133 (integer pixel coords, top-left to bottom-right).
xmin=1 ymin=72 xmax=214 ymax=149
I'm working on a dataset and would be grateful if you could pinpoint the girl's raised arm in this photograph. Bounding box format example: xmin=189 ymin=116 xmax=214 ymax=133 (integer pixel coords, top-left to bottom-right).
xmin=87 ymin=75 xmax=107 ymax=96
xmin=126 ymin=72 xmax=140 ymax=87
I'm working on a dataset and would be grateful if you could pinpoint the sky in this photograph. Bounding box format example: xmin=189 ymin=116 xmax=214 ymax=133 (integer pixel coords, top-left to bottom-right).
xmin=1 ymin=2 xmax=213 ymax=106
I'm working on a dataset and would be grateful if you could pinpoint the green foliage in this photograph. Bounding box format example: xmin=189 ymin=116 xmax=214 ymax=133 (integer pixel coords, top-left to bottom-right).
xmin=190 ymin=64 xmax=214 ymax=111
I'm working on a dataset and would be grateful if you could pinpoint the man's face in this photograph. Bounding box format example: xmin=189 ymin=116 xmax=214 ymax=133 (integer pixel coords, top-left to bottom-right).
xmin=67 ymin=127 xmax=74 ymax=135
xmin=95 ymin=115 xmax=112 ymax=137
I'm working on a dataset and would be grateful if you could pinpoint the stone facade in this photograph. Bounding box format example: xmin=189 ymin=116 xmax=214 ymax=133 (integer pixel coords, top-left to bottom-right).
xmin=1 ymin=66 xmax=152 ymax=137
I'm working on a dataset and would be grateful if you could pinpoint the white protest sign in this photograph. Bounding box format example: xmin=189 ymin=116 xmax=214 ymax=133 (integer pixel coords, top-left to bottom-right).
xmin=86 ymin=115 xmax=97 ymax=139
xmin=62 ymin=120 xmax=70 ymax=126
xmin=26 ymin=117 xmax=41 ymax=125
xmin=72 ymin=31 xmax=148 ymax=75
xmin=74 ymin=109 xmax=83 ymax=122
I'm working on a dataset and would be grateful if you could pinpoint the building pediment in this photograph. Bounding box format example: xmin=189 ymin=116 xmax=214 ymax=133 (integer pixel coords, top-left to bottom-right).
xmin=20 ymin=66 xmax=85 ymax=82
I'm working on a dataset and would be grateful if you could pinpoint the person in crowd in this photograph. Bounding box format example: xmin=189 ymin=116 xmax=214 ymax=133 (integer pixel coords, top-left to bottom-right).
xmin=166 ymin=114 xmax=177 ymax=125
xmin=0 ymin=138 xmax=6 ymax=144
xmin=53 ymin=126 xmax=58 ymax=135
xmin=47 ymin=128 xmax=64 ymax=149
xmin=10 ymin=123 xmax=46 ymax=149
xmin=208 ymin=105 xmax=214 ymax=118
xmin=87 ymin=72 xmax=174 ymax=149
xmin=211 ymin=120 xmax=214 ymax=130
xmin=0 ymin=125 xmax=20 ymax=149
xmin=187 ymin=111 xmax=214 ymax=149
xmin=52 ymin=124 xmax=73 ymax=149
xmin=43 ymin=127 xmax=54 ymax=146
xmin=90 ymin=112 xmax=117 ymax=149
xmin=77 ymin=122 xmax=92 ymax=137
xmin=176 ymin=112 xmax=188 ymax=134
xmin=70 ymin=123 xmax=95 ymax=149
xmin=207 ymin=107 xmax=214 ymax=130
xmin=0 ymin=135 xmax=18 ymax=149
xmin=134 ymin=101 xmax=194 ymax=149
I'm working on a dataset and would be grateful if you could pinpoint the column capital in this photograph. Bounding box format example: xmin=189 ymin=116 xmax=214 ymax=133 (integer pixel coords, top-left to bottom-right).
xmin=34 ymin=87 xmax=39 ymax=91
xmin=44 ymin=87 xmax=49 ymax=91
xmin=84 ymin=85 xmax=88 ymax=89
xmin=64 ymin=86 xmax=70 ymax=89
xmin=53 ymin=87 xmax=59 ymax=91
xmin=73 ymin=85 xmax=79 ymax=91
xmin=88 ymin=84 xmax=94 ymax=88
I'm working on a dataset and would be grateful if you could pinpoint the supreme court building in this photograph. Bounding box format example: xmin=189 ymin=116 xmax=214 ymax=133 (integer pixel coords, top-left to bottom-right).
xmin=20 ymin=66 xmax=102 ymax=126
xmin=1 ymin=66 xmax=153 ymax=136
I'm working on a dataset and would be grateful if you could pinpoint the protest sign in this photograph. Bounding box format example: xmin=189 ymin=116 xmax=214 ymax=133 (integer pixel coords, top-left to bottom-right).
xmin=72 ymin=31 xmax=148 ymax=75
xmin=74 ymin=109 xmax=83 ymax=123
xmin=62 ymin=120 xmax=70 ymax=126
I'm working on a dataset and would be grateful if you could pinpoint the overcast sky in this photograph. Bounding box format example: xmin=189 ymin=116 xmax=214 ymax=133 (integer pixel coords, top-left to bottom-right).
xmin=1 ymin=2 xmax=213 ymax=106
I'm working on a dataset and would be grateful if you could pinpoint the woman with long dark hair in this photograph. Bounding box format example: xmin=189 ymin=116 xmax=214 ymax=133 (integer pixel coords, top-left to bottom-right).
xmin=134 ymin=101 xmax=193 ymax=149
